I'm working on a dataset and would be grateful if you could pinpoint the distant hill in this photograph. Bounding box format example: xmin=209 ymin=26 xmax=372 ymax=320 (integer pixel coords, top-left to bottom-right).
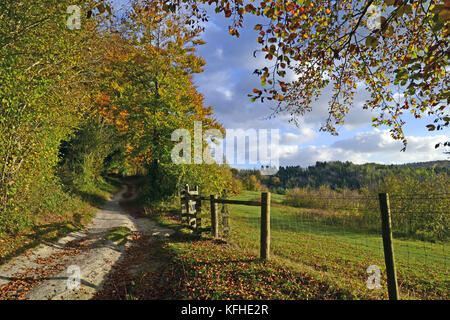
xmin=396 ymin=160 xmax=450 ymax=169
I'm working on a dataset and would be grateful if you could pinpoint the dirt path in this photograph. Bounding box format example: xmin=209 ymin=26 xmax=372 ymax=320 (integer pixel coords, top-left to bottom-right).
xmin=0 ymin=185 xmax=173 ymax=300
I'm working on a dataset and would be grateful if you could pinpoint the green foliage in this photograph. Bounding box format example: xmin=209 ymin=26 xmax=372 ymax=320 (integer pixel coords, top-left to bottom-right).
xmin=284 ymin=185 xmax=370 ymax=211
xmin=234 ymin=171 xmax=262 ymax=191
xmin=138 ymin=161 xmax=238 ymax=210
xmin=0 ymin=0 xmax=111 ymax=235
xmin=58 ymin=119 xmax=122 ymax=191
xmin=381 ymin=172 xmax=450 ymax=241
xmin=245 ymin=175 xmax=262 ymax=191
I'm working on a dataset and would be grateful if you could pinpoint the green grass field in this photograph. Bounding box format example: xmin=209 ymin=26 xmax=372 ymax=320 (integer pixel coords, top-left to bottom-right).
xmin=219 ymin=191 xmax=449 ymax=300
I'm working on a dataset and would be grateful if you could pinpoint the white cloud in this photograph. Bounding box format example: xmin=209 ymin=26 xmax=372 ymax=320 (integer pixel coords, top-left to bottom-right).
xmin=214 ymin=48 xmax=223 ymax=59
xmin=279 ymin=145 xmax=368 ymax=166
xmin=280 ymin=127 xmax=317 ymax=145
xmin=331 ymin=129 xmax=402 ymax=153
xmin=330 ymin=129 xmax=447 ymax=157
xmin=195 ymin=70 xmax=235 ymax=102
xmin=273 ymin=144 xmax=299 ymax=159
xmin=275 ymin=129 xmax=448 ymax=167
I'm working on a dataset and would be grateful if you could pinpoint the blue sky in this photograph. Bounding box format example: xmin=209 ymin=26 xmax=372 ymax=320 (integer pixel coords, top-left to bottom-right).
xmin=111 ymin=0 xmax=449 ymax=167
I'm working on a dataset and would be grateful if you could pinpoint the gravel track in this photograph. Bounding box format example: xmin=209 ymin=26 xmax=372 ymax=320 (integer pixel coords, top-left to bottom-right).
xmin=0 ymin=185 xmax=173 ymax=300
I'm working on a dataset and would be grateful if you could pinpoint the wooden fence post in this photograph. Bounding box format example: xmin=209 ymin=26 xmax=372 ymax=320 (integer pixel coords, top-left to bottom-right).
xmin=378 ymin=192 xmax=399 ymax=300
xmin=210 ymin=195 xmax=218 ymax=238
xmin=261 ymin=192 xmax=271 ymax=261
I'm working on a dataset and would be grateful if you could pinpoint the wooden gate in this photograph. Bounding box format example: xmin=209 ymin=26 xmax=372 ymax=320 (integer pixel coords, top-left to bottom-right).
xmin=180 ymin=184 xmax=271 ymax=261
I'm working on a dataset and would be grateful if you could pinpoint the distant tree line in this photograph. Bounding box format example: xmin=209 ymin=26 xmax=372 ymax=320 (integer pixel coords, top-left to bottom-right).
xmin=234 ymin=160 xmax=450 ymax=193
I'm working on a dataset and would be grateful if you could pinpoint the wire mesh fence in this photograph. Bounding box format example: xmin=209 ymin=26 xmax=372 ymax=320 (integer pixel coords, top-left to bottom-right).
xmin=221 ymin=191 xmax=449 ymax=299
xmin=388 ymin=194 xmax=449 ymax=299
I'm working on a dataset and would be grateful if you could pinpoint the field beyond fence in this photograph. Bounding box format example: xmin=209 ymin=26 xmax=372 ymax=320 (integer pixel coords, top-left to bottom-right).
xmin=179 ymin=187 xmax=449 ymax=300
